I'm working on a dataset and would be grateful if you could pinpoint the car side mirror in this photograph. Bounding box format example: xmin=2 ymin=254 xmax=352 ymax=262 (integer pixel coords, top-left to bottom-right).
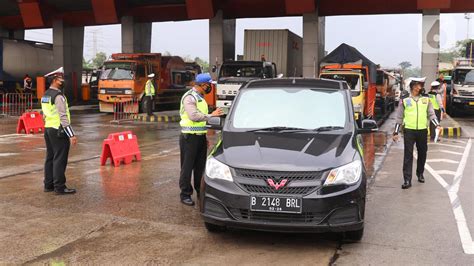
xmin=207 ymin=116 xmax=223 ymax=130
xmin=363 ymin=82 xmax=369 ymax=90
xmin=357 ymin=119 xmax=378 ymax=133
xmin=211 ymin=65 xmax=217 ymax=73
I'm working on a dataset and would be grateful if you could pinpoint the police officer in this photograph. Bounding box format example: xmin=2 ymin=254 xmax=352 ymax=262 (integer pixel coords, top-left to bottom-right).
xmin=428 ymin=81 xmax=445 ymax=141
xmin=41 ymin=67 xmax=77 ymax=194
xmin=393 ymin=77 xmax=440 ymax=189
xmin=145 ymin=73 xmax=155 ymax=116
xmin=179 ymin=73 xmax=223 ymax=206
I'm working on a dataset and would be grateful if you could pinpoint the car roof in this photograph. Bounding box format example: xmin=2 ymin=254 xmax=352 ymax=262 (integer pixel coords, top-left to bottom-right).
xmin=244 ymin=78 xmax=346 ymax=90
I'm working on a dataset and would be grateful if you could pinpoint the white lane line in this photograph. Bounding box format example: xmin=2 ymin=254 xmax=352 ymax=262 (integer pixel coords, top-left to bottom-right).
xmin=425 ymin=138 xmax=473 ymax=254
xmin=436 ymin=170 xmax=457 ymax=176
xmin=426 ymin=159 xmax=459 ymax=164
xmin=428 ymin=143 xmax=465 ymax=149
xmin=428 ymin=150 xmax=463 ymax=155
xmin=0 ymin=153 xmax=20 ymax=157
xmin=444 ymin=139 xmax=468 ymax=144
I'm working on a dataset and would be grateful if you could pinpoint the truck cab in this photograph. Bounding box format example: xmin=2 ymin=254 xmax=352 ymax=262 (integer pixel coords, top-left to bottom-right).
xmin=450 ymin=59 xmax=474 ymax=115
xmin=215 ymin=61 xmax=277 ymax=113
xmin=319 ymin=69 xmax=366 ymax=126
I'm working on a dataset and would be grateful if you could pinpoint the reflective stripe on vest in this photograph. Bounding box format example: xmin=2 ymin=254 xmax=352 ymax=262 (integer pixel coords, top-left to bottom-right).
xmin=179 ymin=89 xmax=208 ymax=134
xmin=41 ymin=89 xmax=71 ymax=129
xmin=403 ymin=96 xmax=429 ymax=130
xmin=428 ymin=94 xmax=440 ymax=110
xmin=145 ymin=80 xmax=155 ymax=96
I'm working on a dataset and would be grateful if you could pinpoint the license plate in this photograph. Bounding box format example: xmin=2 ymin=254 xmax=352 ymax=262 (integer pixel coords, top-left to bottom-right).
xmin=469 ymin=102 xmax=474 ymax=106
xmin=250 ymin=195 xmax=302 ymax=214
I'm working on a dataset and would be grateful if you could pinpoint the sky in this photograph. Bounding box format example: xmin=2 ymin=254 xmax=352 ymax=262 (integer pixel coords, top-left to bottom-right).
xmin=25 ymin=13 xmax=470 ymax=68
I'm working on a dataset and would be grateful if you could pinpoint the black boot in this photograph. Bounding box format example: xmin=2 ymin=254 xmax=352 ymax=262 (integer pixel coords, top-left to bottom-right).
xmin=401 ymin=180 xmax=412 ymax=189
xmin=417 ymin=174 xmax=425 ymax=183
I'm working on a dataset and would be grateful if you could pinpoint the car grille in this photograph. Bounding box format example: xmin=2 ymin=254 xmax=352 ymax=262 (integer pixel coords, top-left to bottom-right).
xmin=241 ymin=184 xmax=317 ymax=195
xmin=104 ymin=88 xmax=130 ymax=94
xmin=234 ymin=169 xmax=324 ymax=181
xmin=459 ymin=90 xmax=474 ymax=97
xmin=233 ymin=169 xmax=324 ymax=195
xmin=230 ymin=208 xmax=326 ymax=224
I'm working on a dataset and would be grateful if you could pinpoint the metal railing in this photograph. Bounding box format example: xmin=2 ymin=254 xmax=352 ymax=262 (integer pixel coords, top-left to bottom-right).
xmin=111 ymin=97 xmax=139 ymax=124
xmin=1 ymin=93 xmax=33 ymax=117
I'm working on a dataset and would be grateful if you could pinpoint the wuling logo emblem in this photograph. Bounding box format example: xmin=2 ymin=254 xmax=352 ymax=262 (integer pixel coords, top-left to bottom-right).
xmin=267 ymin=178 xmax=288 ymax=190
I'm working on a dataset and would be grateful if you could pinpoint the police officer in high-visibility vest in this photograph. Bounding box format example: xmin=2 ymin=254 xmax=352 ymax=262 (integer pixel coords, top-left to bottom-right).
xmin=41 ymin=67 xmax=77 ymax=195
xmin=428 ymin=80 xmax=445 ymax=141
xmin=393 ymin=77 xmax=440 ymax=189
xmin=179 ymin=73 xmax=223 ymax=206
xmin=145 ymin=73 xmax=156 ymax=116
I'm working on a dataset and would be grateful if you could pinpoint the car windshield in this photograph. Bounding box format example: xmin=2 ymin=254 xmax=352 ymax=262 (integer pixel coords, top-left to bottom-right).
xmin=231 ymin=88 xmax=347 ymax=130
xmin=220 ymin=65 xmax=263 ymax=79
xmin=321 ymin=74 xmax=361 ymax=91
xmin=454 ymin=69 xmax=474 ymax=85
xmin=101 ymin=62 xmax=134 ymax=80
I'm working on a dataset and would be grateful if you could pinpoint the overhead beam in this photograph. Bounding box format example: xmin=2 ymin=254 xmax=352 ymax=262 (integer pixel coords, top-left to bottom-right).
xmin=186 ymin=0 xmax=214 ymax=19
xmin=417 ymin=0 xmax=451 ymax=10
xmin=91 ymin=0 xmax=119 ymax=24
xmin=17 ymin=0 xmax=45 ymax=28
xmin=285 ymin=0 xmax=315 ymax=15
xmin=123 ymin=4 xmax=188 ymax=22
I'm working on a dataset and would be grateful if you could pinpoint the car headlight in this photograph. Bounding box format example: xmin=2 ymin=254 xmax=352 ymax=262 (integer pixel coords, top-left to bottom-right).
xmin=205 ymin=157 xmax=233 ymax=182
xmin=99 ymin=89 xmax=106 ymax=94
xmin=353 ymin=105 xmax=362 ymax=113
xmin=324 ymin=160 xmax=362 ymax=186
xmin=124 ymin=89 xmax=133 ymax=95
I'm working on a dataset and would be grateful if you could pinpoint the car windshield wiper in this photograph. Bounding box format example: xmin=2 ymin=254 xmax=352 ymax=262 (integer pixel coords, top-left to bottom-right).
xmin=246 ymin=126 xmax=306 ymax=132
xmin=285 ymin=126 xmax=345 ymax=133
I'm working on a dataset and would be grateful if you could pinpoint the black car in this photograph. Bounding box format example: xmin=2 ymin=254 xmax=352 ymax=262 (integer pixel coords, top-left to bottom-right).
xmin=200 ymin=78 xmax=376 ymax=241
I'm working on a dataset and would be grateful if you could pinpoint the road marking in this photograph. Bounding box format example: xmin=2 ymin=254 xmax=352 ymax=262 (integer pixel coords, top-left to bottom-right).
xmin=426 ymin=159 xmax=459 ymax=164
xmin=428 ymin=143 xmax=465 ymax=149
xmin=425 ymin=138 xmax=473 ymax=254
xmin=0 ymin=153 xmax=19 ymax=157
xmin=428 ymin=150 xmax=463 ymax=155
xmin=436 ymin=170 xmax=457 ymax=176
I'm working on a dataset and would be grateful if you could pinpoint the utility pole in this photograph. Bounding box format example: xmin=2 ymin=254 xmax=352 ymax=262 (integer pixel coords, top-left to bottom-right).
xmin=465 ymin=13 xmax=472 ymax=40
xmin=92 ymin=30 xmax=98 ymax=57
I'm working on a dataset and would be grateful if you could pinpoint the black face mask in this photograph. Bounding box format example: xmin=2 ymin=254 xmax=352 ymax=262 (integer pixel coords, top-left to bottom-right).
xmin=203 ymin=85 xmax=212 ymax=94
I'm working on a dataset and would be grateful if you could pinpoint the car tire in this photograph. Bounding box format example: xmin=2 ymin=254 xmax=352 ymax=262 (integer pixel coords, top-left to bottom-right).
xmin=345 ymin=228 xmax=364 ymax=242
xmin=204 ymin=222 xmax=226 ymax=233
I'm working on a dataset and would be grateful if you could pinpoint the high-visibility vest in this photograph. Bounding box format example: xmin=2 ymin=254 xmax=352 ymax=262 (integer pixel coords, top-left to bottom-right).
xmin=179 ymin=89 xmax=208 ymax=134
xmin=403 ymin=96 xmax=429 ymax=130
xmin=428 ymin=93 xmax=440 ymax=110
xmin=41 ymin=89 xmax=71 ymax=129
xmin=145 ymin=79 xmax=155 ymax=96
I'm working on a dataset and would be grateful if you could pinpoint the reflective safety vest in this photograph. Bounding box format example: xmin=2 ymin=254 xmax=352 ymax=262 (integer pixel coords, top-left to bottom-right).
xmin=41 ymin=89 xmax=71 ymax=129
xmin=428 ymin=93 xmax=440 ymax=110
xmin=403 ymin=96 xmax=429 ymax=130
xmin=179 ymin=89 xmax=208 ymax=134
xmin=145 ymin=79 xmax=155 ymax=96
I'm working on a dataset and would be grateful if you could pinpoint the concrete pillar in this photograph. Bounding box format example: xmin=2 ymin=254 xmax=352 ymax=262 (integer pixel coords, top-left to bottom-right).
xmin=121 ymin=16 xmax=151 ymax=53
xmin=53 ymin=20 xmax=84 ymax=103
xmin=421 ymin=9 xmax=440 ymax=87
xmin=209 ymin=10 xmax=235 ymax=78
xmin=302 ymin=12 xmax=322 ymax=78
xmin=318 ymin=17 xmax=326 ymax=57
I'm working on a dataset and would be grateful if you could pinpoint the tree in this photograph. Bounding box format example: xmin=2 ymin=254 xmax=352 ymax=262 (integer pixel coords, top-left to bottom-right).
xmin=83 ymin=57 xmax=93 ymax=69
xmin=194 ymin=57 xmax=209 ymax=72
xmin=91 ymin=52 xmax=107 ymax=68
xmin=398 ymin=61 xmax=412 ymax=70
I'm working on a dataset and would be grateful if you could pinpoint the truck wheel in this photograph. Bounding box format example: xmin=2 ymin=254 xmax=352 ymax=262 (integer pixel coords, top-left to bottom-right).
xmin=344 ymin=228 xmax=364 ymax=242
xmin=204 ymin=222 xmax=226 ymax=233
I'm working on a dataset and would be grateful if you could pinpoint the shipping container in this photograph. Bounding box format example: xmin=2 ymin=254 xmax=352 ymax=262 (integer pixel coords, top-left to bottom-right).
xmin=243 ymin=29 xmax=302 ymax=77
xmin=0 ymin=38 xmax=53 ymax=92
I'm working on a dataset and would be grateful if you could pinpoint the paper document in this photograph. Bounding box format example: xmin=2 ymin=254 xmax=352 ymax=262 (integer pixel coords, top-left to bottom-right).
xmin=434 ymin=127 xmax=441 ymax=143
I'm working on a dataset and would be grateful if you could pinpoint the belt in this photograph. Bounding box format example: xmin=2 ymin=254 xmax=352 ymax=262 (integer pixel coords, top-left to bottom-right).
xmin=182 ymin=133 xmax=206 ymax=136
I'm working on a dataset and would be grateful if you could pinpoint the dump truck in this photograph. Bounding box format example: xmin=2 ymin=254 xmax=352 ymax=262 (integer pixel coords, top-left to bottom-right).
xmin=319 ymin=43 xmax=377 ymax=126
xmin=375 ymin=69 xmax=396 ymax=117
xmin=0 ymin=38 xmax=53 ymax=93
xmin=449 ymin=58 xmax=474 ymax=115
xmin=98 ymin=53 xmax=191 ymax=113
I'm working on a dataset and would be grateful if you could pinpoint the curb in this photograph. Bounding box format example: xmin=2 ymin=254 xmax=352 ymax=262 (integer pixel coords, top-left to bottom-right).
xmin=132 ymin=114 xmax=180 ymax=123
xmin=428 ymin=115 xmax=462 ymax=138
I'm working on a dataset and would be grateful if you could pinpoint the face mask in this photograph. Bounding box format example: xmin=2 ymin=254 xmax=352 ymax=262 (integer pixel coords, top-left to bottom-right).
xmin=203 ymin=84 xmax=212 ymax=94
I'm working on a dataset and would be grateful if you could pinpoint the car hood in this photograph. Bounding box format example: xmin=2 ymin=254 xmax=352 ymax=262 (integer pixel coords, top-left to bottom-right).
xmin=218 ymin=77 xmax=261 ymax=84
xmin=215 ymin=131 xmax=357 ymax=172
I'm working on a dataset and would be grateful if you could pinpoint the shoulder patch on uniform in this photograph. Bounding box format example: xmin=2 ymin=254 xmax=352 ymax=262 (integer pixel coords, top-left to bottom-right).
xmin=41 ymin=96 xmax=51 ymax=103
xmin=405 ymin=98 xmax=412 ymax=107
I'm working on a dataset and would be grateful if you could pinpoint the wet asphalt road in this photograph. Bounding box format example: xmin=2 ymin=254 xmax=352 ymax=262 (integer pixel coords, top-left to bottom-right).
xmin=3 ymin=108 xmax=471 ymax=265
